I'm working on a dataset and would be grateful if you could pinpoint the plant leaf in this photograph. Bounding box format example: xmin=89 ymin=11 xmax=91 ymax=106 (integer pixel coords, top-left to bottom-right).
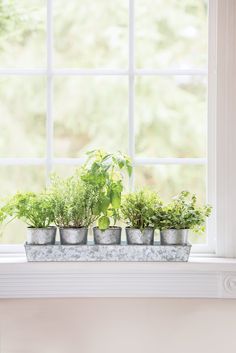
xmin=100 ymin=196 xmax=110 ymax=213
xmin=98 ymin=216 xmax=110 ymax=230
xmin=111 ymin=192 xmax=121 ymax=209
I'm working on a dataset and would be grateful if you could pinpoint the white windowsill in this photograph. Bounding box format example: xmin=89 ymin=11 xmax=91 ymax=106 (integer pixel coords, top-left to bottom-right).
xmin=0 ymin=255 xmax=236 ymax=299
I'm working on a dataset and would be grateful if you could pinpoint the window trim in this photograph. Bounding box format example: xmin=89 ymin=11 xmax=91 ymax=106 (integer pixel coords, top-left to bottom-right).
xmin=215 ymin=0 xmax=236 ymax=257
xmin=1 ymin=257 xmax=236 ymax=298
xmin=0 ymin=0 xmax=218 ymax=254
xmin=205 ymin=0 xmax=217 ymax=254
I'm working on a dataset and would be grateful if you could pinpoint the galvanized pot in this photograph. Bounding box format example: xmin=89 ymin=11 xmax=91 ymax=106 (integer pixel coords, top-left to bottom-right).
xmin=59 ymin=227 xmax=88 ymax=245
xmin=126 ymin=227 xmax=154 ymax=245
xmin=160 ymin=229 xmax=189 ymax=245
xmin=27 ymin=226 xmax=57 ymax=245
xmin=93 ymin=226 xmax=121 ymax=245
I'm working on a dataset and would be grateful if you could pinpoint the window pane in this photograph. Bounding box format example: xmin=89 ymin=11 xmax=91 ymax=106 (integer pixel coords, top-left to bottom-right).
xmin=135 ymin=76 xmax=207 ymax=158
xmin=0 ymin=166 xmax=46 ymax=244
xmin=52 ymin=165 xmax=80 ymax=179
xmin=0 ymin=166 xmax=45 ymax=196
xmin=54 ymin=0 xmax=128 ymax=68
xmin=136 ymin=0 xmax=208 ymax=69
xmin=54 ymin=77 xmax=128 ymax=157
xmin=0 ymin=77 xmax=46 ymax=157
xmin=0 ymin=0 xmax=46 ymax=67
xmin=135 ymin=164 xmax=206 ymax=203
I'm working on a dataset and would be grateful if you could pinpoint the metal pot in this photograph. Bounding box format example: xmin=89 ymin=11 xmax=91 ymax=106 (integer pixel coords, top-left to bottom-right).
xmin=27 ymin=226 xmax=57 ymax=245
xmin=160 ymin=229 xmax=189 ymax=245
xmin=126 ymin=227 xmax=154 ymax=245
xmin=59 ymin=227 xmax=88 ymax=245
xmin=93 ymin=226 xmax=121 ymax=245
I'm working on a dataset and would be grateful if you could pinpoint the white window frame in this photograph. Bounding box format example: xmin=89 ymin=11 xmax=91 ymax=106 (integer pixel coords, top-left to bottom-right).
xmin=0 ymin=0 xmax=218 ymax=255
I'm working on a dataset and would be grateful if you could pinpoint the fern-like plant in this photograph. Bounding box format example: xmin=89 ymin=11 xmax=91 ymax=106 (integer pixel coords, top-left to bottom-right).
xmin=121 ymin=190 xmax=162 ymax=230
xmin=48 ymin=171 xmax=99 ymax=228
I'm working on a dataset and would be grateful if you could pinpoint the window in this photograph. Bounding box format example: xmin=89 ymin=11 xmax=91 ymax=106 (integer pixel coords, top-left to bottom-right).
xmin=0 ymin=0 xmax=215 ymax=252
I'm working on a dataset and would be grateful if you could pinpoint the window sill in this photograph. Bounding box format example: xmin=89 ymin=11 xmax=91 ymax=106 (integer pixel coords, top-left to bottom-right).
xmin=0 ymin=256 xmax=236 ymax=299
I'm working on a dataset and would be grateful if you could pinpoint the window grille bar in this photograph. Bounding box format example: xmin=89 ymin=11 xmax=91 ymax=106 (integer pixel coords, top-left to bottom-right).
xmin=46 ymin=0 xmax=53 ymax=184
xmin=128 ymin=0 xmax=135 ymax=190
xmin=0 ymin=157 xmax=206 ymax=166
xmin=0 ymin=68 xmax=207 ymax=76
xmin=134 ymin=157 xmax=207 ymax=165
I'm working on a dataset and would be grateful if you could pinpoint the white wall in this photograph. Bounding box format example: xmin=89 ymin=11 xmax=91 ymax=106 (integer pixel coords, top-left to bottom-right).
xmin=0 ymin=298 xmax=235 ymax=353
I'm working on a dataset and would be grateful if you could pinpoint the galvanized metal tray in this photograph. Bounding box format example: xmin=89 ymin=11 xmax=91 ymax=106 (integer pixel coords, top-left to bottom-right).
xmin=25 ymin=242 xmax=191 ymax=262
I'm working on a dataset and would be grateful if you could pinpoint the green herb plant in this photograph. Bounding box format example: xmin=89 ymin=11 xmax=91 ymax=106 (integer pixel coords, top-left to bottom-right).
xmin=155 ymin=191 xmax=212 ymax=234
xmin=81 ymin=150 xmax=132 ymax=230
xmin=121 ymin=190 xmax=162 ymax=230
xmin=0 ymin=192 xmax=54 ymax=228
xmin=49 ymin=171 xmax=99 ymax=228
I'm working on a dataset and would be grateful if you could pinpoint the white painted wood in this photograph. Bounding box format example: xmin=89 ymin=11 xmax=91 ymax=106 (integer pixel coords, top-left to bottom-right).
xmin=0 ymin=68 xmax=46 ymax=75
xmin=0 ymin=258 xmax=236 ymax=298
xmin=206 ymin=0 xmax=218 ymax=253
xmin=0 ymin=157 xmax=206 ymax=166
xmin=46 ymin=0 xmax=53 ymax=183
xmin=0 ymin=158 xmax=45 ymax=165
xmin=134 ymin=157 xmax=206 ymax=165
xmin=135 ymin=69 xmax=207 ymax=76
xmin=53 ymin=68 xmax=129 ymax=76
xmin=216 ymin=0 xmax=236 ymax=257
xmin=128 ymin=0 xmax=135 ymax=190
xmin=0 ymin=68 xmax=207 ymax=76
xmin=53 ymin=157 xmax=85 ymax=165
xmin=0 ymin=245 xmax=24 ymax=254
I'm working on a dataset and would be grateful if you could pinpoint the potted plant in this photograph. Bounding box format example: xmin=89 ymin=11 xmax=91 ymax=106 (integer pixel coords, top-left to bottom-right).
xmin=49 ymin=172 xmax=99 ymax=245
xmin=121 ymin=190 xmax=162 ymax=245
xmin=81 ymin=150 xmax=132 ymax=245
xmin=0 ymin=192 xmax=56 ymax=245
xmin=155 ymin=191 xmax=212 ymax=245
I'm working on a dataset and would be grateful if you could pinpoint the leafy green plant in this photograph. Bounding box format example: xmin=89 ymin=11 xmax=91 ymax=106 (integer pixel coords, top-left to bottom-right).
xmin=48 ymin=171 xmax=99 ymax=228
xmin=155 ymin=191 xmax=212 ymax=234
xmin=121 ymin=190 xmax=162 ymax=230
xmin=81 ymin=150 xmax=132 ymax=230
xmin=0 ymin=192 xmax=54 ymax=228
